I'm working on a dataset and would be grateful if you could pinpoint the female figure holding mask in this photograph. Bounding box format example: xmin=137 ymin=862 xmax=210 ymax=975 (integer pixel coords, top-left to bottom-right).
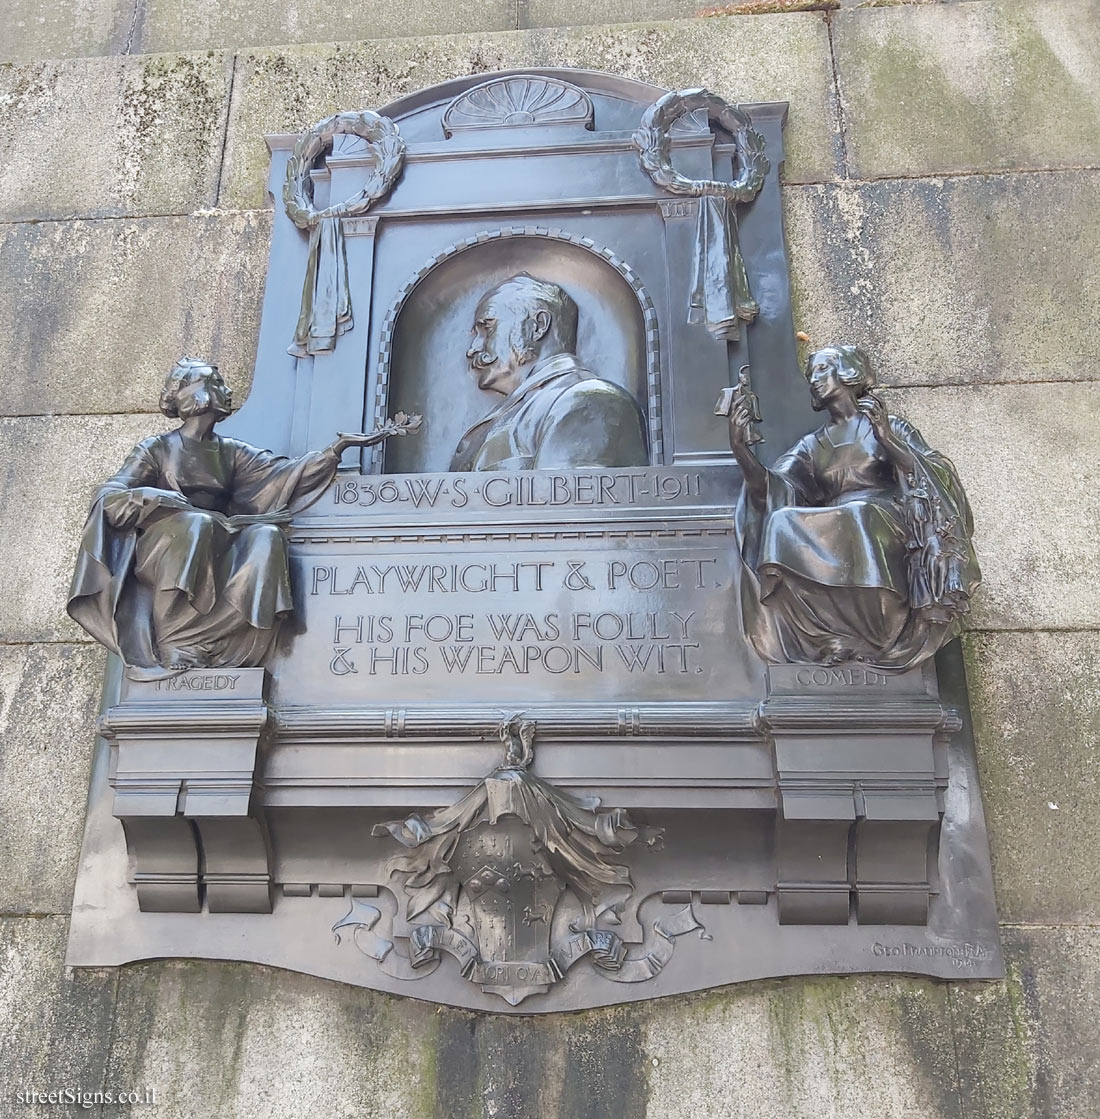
xmin=723 ymin=345 xmax=979 ymax=669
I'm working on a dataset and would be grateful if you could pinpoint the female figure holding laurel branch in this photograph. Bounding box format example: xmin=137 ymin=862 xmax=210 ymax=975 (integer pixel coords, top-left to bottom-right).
xmin=723 ymin=345 xmax=979 ymax=670
xmin=68 ymin=357 xmax=421 ymax=680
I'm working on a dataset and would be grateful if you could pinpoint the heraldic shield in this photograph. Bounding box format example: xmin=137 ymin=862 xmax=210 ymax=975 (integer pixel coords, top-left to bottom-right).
xmin=449 ymin=818 xmax=566 ymax=1004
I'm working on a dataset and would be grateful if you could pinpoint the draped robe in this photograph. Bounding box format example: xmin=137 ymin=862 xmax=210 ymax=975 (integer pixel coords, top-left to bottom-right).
xmin=68 ymin=430 xmax=340 ymax=679
xmin=735 ymin=414 xmax=980 ymax=670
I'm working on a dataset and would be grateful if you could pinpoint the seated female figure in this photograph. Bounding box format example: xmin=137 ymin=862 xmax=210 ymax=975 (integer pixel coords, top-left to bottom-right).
xmin=726 ymin=345 xmax=979 ymax=669
xmin=68 ymin=357 xmax=411 ymax=679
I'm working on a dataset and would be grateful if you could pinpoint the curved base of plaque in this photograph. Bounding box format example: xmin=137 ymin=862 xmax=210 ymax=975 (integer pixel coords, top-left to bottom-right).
xmin=68 ymin=663 xmax=1004 ymax=1014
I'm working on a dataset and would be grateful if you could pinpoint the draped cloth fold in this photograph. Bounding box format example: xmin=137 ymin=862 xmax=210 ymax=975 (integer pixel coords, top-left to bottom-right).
xmin=688 ymin=195 xmax=758 ymax=342
xmin=632 ymin=89 xmax=769 ymax=344
xmin=288 ymin=215 xmax=353 ymax=357
xmin=373 ymin=764 xmax=655 ymax=923
xmin=282 ymin=112 xmax=406 ymax=358
xmin=735 ymin=414 xmax=980 ymax=670
xmin=67 ymin=432 xmax=341 ymax=678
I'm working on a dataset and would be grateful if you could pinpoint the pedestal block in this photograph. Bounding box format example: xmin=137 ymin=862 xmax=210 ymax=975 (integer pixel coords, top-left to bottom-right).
xmin=762 ymin=664 xmax=951 ymax=926
xmin=99 ymin=668 xmax=272 ymax=913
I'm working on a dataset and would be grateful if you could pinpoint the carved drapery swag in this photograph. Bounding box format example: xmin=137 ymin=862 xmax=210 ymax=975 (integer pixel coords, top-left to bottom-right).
xmin=283 ymin=111 xmax=405 ymax=357
xmin=374 ymin=762 xmax=654 ymax=922
xmin=633 ymin=89 xmax=769 ymax=342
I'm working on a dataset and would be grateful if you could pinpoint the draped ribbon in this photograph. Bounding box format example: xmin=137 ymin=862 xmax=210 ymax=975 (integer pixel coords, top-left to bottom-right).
xmin=584 ymin=905 xmax=707 ymax=984
xmin=282 ymin=110 xmax=405 ymax=359
xmin=633 ymin=89 xmax=769 ymax=346
xmin=288 ymin=216 xmax=353 ymax=357
xmin=333 ymin=899 xmax=705 ymax=996
xmin=332 ymin=898 xmax=439 ymax=981
xmin=688 ymin=195 xmax=759 ymax=343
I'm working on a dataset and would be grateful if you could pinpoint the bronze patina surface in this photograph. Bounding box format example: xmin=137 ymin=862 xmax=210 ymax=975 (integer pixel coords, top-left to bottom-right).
xmin=65 ymin=70 xmax=1002 ymax=1011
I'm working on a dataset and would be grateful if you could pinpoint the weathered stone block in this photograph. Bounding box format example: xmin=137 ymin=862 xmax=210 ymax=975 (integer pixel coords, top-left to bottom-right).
xmin=134 ymin=0 xmax=516 ymax=55
xmin=963 ymin=631 xmax=1100 ymax=926
xmin=521 ymin=0 xmax=708 ymax=27
xmin=99 ymin=959 xmax=968 ymax=1118
xmin=220 ymin=15 xmax=839 ymax=209
xmin=884 ymin=382 xmax=1100 ymax=632
xmin=0 ymin=0 xmax=134 ymax=62
xmin=104 ymin=959 xmax=647 ymax=1117
xmin=0 ymin=51 xmax=232 ymax=221
xmin=833 ymin=0 xmax=1100 ymax=178
xmin=0 ymin=413 xmax=165 ymax=644
xmin=0 ymin=645 xmax=106 ymax=914
xmin=785 ymin=170 xmax=1100 ymax=387
xmin=643 ymin=975 xmax=962 ymax=1118
xmin=0 ymin=213 xmax=272 ymax=417
xmin=950 ymin=926 xmax=1100 ymax=1119
xmin=0 ymin=917 xmax=117 ymax=1097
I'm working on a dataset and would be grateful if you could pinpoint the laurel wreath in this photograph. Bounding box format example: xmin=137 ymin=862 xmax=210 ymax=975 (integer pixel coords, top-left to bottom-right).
xmin=283 ymin=110 xmax=406 ymax=228
xmin=632 ymin=88 xmax=769 ymax=203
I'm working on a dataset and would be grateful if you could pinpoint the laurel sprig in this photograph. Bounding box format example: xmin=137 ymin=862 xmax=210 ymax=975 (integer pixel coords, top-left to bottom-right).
xmin=380 ymin=411 xmax=423 ymax=438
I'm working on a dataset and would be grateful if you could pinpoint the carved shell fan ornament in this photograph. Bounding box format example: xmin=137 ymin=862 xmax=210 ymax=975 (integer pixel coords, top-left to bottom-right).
xmin=443 ymin=76 xmax=594 ymax=134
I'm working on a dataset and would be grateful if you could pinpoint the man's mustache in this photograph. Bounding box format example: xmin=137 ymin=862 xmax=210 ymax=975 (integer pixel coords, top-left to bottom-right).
xmin=470 ymin=351 xmax=498 ymax=369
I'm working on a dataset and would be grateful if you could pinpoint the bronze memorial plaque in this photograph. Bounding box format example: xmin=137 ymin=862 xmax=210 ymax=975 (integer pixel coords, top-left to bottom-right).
xmin=65 ymin=70 xmax=1003 ymax=1011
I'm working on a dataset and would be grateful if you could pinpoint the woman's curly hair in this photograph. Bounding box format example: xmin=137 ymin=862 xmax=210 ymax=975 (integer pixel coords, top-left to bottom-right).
xmin=160 ymin=357 xmax=217 ymax=419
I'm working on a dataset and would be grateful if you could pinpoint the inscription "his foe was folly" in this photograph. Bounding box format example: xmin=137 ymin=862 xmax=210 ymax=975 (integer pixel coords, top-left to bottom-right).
xmin=327 ymin=609 xmax=701 ymax=676
xmin=309 ymin=555 xmax=722 ymax=680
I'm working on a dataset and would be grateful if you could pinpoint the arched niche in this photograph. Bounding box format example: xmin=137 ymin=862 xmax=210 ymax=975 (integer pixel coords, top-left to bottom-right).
xmin=377 ymin=227 xmax=661 ymax=475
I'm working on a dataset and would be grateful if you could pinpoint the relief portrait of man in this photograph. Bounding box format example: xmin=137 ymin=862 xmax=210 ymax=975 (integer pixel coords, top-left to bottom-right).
xmin=450 ymin=273 xmax=650 ymax=471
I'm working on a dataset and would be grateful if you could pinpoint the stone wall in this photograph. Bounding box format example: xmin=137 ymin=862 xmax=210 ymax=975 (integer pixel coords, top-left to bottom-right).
xmin=1 ymin=1 xmax=1098 ymax=1115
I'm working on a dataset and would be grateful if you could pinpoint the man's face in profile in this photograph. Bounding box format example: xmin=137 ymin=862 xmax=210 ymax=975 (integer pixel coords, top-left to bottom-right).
xmin=466 ymin=287 xmax=540 ymax=395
